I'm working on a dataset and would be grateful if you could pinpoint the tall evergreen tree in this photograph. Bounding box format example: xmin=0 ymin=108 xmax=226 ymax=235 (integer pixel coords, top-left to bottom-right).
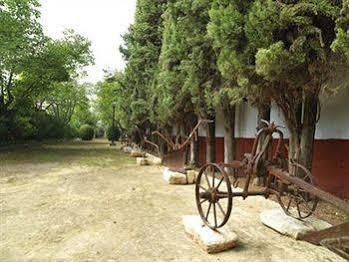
xmin=247 ymin=0 xmax=349 ymax=172
xmin=120 ymin=0 xmax=168 ymax=139
xmin=154 ymin=0 xmax=219 ymax=163
xmin=208 ymin=0 xmax=272 ymax=167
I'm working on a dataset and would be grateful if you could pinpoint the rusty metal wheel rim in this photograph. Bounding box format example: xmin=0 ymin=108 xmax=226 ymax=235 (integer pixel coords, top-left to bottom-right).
xmin=195 ymin=163 xmax=232 ymax=229
xmin=277 ymin=164 xmax=318 ymax=219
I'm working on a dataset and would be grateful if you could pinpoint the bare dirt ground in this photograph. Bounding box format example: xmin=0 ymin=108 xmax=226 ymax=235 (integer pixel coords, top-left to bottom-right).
xmin=0 ymin=140 xmax=345 ymax=261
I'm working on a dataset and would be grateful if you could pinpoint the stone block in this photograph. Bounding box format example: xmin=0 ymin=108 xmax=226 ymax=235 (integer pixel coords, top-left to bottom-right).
xmin=186 ymin=170 xmax=198 ymax=184
xmin=122 ymin=146 xmax=133 ymax=153
xmin=145 ymin=153 xmax=162 ymax=165
xmin=163 ymin=168 xmax=187 ymax=185
xmin=130 ymin=150 xmax=145 ymax=157
xmin=136 ymin=157 xmax=148 ymax=166
xmin=182 ymin=215 xmax=238 ymax=254
xmin=260 ymin=208 xmax=332 ymax=240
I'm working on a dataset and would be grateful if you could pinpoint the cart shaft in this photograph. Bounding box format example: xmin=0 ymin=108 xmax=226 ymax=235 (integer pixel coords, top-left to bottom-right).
xmin=268 ymin=167 xmax=349 ymax=214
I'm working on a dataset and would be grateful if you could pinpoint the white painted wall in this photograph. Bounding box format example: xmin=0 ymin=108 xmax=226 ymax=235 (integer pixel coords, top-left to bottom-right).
xmin=235 ymin=102 xmax=258 ymax=138
xmin=198 ymin=122 xmax=206 ymax=137
xmin=215 ymin=102 xmax=290 ymax=138
xmin=199 ymin=87 xmax=349 ymax=140
xmin=315 ymin=87 xmax=349 ymax=139
xmin=197 ymin=107 xmax=226 ymax=137
xmin=215 ymin=107 xmax=225 ymax=137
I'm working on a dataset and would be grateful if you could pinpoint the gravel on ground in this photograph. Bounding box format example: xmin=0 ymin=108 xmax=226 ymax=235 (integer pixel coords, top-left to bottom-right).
xmin=0 ymin=140 xmax=345 ymax=261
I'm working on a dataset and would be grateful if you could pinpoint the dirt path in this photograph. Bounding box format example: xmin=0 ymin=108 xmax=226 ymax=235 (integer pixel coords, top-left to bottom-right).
xmin=0 ymin=141 xmax=344 ymax=261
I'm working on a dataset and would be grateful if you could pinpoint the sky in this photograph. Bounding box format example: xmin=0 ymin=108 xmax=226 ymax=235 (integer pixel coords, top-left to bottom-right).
xmin=40 ymin=0 xmax=137 ymax=83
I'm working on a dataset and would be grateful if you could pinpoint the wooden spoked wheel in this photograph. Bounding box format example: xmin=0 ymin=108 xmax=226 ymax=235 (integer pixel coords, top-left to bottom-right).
xmin=195 ymin=163 xmax=233 ymax=229
xmin=277 ymin=163 xmax=319 ymax=219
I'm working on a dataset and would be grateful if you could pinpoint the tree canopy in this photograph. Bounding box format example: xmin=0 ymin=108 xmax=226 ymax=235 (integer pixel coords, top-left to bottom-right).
xmin=248 ymin=0 xmax=349 ymax=169
xmin=119 ymin=0 xmax=168 ymax=132
xmin=97 ymin=0 xmax=349 ymax=169
xmin=0 ymin=0 xmax=95 ymax=142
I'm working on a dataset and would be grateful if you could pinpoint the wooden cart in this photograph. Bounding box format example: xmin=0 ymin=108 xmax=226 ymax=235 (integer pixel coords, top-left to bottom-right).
xmin=195 ymin=120 xmax=349 ymax=259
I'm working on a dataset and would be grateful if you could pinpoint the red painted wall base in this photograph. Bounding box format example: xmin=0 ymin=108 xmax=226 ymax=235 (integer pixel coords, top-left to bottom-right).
xmin=198 ymin=137 xmax=349 ymax=200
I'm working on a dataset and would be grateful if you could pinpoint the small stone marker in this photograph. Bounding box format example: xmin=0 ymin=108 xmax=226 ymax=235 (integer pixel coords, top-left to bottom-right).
xmin=260 ymin=208 xmax=332 ymax=240
xmin=163 ymin=168 xmax=187 ymax=184
xmin=145 ymin=153 xmax=162 ymax=165
xmin=136 ymin=157 xmax=148 ymax=166
xmin=130 ymin=150 xmax=145 ymax=157
xmin=186 ymin=170 xmax=198 ymax=184
xmin=182 ymin=215 xmax=238 ymax=254
xmin=122 ymin=146 xmax=133 ymax=153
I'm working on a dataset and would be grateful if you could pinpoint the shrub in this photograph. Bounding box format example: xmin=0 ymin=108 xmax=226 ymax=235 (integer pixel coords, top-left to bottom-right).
xmin=45 ymin=118 xmax=66 ymax=139
xmin=31 ymin=112 xmax=53 ymax=140
xmin=0 ymin=117 xmax=9 ymax=143
xmin=11 ymin=116 xmax=37 ymax=140
xmin=63 ymin=125 xmax=78 ymax=139
xmin=79 ymin=124 xmax=94 ymax=141
xmin=107 ymin=125 xmax=120 ymax=142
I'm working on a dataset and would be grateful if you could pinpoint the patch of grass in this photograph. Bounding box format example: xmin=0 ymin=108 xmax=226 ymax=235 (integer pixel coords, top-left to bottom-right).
xmin=0 ymin=140 xmax=134 ymax=168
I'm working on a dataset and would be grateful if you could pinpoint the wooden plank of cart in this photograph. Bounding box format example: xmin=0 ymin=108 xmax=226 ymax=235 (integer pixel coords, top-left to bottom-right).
xmin=194 ymin=120 xmax=349 ymax=259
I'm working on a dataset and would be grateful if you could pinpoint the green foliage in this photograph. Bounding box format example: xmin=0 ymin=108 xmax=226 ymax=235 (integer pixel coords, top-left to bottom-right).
xmin=98 ymin=0 xmax=219 ymax=134
xmin=0 ymin=0 xmax=94 ymax=143
xmin=97 ymin=0 xmax=349 ymax=157
xmin=46 ymin=82 xmax=90 ymax=126
xmin=0 ymin=111 xmax=78 ymax=142
xmin=152 ymin=0 xmax=218 ymax=125
xmin=106 ymin=125 xmax=120 ymax=142
xmin=0 ymin=0 xmax=44 ymax=112
xmin=255 ymin=41 xmax=306 ymax=82
xmin=245 ymin=0 xmax=349 ymax=134
xmin=79 ymin=124 xmax=94 ymax=141
xmin=332 ymin=28 xmax=349 ymax=56
xmin=331 ymin=0 xmax=349 ymax=56
xmin=31 ymin=112 xmax=58 ymax=140
xmin=12 ymin=116 xmax=37 ymax=140
xmin=0 ymin=0 xmax=43 ymax=71
xmin=14 ymin=30 xmax=94 ymax=106
xmin=95 ymin=72 xmax=124 ymax=128
xmin=250 ymin=0 xmax=347 ymax=87
xmin=119 ymin=0 xmax=168 ymax=130
xmin=71 ymin=103 xmax=97 ymax=130
xmin=244 ymin=0 xmax=278 ymax=51
xmin=207 ymin=0 xmax=271 ymax=108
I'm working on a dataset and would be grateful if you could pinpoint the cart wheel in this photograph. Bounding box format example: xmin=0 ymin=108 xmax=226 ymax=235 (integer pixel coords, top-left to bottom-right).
xmin=277 ymin=163 xmax=318 ymax=219
xmin=195 ymin=163 xmax=232 ymax=229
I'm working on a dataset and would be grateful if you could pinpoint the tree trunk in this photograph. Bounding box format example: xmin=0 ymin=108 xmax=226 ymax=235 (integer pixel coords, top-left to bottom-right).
xmin=287 ymin=102 xmax=303 ymax=175
xmin=0 ymin=84 xmax=4 ymax=106
xmin=159 ymin=127 xmax=172 ymax=156
xmin=179 ymin=124 xmax=185 ymax=141
xmin=223 ymin=105 xmax=236 ymax=174
xmin=288 ymin=128 xmax=300 ymax=174
xmin=255 ymin=102 xmax=271 ymax=185
xmin=179 ymin=123 xmax=190 ymax=164
xmin=257 ymin=102 xmax=271 ymax=130
xmin=206 ymin=116 xmax=216 ymax=163
xmin=5 ymin=72 xmax=14 ymax=107
xmin=179 ymin=122 xmax=192 ymax=166
xmin=189 ymin=116 xmax=199 ymax=166
xmin=257 ymin=102 xmax=271 ymax=154
xmin=190 ymin=137 xmax=199 ymax=166
xmin=159 ymin=142 xmax=167 ymax=155
xmin=299 ymin=94 xmax=318 ymax=173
